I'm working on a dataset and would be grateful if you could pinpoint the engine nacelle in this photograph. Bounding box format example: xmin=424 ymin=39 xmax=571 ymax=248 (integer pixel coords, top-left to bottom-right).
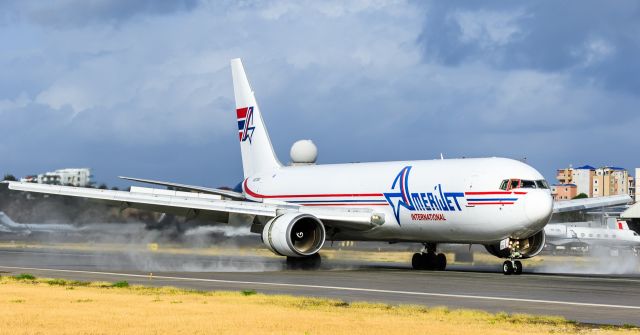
xmin=262 ymin=213 xmax=326 ymax=257
xmin=484 ymin=230 xmax=546 ymax=259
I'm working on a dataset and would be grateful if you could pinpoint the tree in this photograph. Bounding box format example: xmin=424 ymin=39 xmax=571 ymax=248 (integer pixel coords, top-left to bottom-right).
xmin=2 ymin=174 xmax=17 ymax=181
xmin=98 ymin=183 xmax=108 ymax=190
xmin=572 ymin=193 xmax=588 ymax=200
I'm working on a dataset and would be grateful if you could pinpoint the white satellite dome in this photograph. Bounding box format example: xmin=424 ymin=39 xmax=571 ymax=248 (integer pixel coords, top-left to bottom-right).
xmin=290 ymin=140 xmax=318 ymax=164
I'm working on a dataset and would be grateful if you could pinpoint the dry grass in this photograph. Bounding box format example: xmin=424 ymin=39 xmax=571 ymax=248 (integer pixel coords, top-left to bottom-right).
xmin=0 ymin=275 xmax=638 ymax=335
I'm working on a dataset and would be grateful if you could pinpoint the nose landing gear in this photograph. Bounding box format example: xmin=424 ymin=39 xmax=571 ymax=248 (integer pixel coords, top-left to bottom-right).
xmin=502 ymin=260 xmax=523 ymax=275
xmin=411 ymin=243 xmax=447 ymax=271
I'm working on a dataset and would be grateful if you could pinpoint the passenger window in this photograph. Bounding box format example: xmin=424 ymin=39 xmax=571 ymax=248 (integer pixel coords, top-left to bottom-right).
xmin=499 ymin=180 xmax=508 ymax=191
xmin=521 ymin=180 xmax=536 ymax=188
xmin=588 ymin=234 xmax=593 ymax=237
xmin=580 ymin=233 xmax=585 ymax=237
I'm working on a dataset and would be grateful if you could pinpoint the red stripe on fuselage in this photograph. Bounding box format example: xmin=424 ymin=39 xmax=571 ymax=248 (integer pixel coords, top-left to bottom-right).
xmin=465 ymin=191 xmax=512 ymax=195
xmin=467 ymin=202 xmax=515 ymax=205
xmin=243 ymin=179 xmax=384 ymax=199
xmin=302 ymin=203 xmax=389 ymax=207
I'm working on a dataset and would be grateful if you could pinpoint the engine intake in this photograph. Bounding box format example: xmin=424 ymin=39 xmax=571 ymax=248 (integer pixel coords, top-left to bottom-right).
xmin=484 ymin=230 xmax=546 ymax=259
xmin=262 ymin=213 xmax=326 ymax=257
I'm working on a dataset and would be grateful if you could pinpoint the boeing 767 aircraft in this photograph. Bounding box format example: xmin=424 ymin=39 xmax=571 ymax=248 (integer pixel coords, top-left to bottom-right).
xmin=3 ymin=59 xmax=631 ymax=274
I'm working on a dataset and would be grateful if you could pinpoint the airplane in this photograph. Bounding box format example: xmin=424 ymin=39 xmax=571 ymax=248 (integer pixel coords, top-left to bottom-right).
xmin=0 ymin=211 xmax=147 ymax=236
xmin=0 ymin=211 xmax=80 ymax=235
xmin=2 ymin=58 xmax=632 ymax=275
xmin=544 ymin=221 xmax=640 ymax=255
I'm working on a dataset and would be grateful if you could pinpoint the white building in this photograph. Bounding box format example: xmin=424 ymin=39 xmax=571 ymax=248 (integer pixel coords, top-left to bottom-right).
xmin=635 ymin=168 xmax=639 ymax=203
xmin=572 ymin=165 xmax=595 ymax=197
xmin=21 ymin=168 xmax=92 ymax=187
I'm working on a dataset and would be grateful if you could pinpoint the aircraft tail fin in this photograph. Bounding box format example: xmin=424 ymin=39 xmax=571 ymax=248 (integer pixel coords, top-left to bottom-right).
xmin=230 ymin=58 xmax=282 ymax=178
xmin=617 ymin=220 xmax=630 ymax=230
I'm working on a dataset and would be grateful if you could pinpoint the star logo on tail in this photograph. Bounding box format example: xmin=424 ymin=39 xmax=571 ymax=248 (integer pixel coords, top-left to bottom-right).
xmin=237 ymin=106 xmax=256 ymax=143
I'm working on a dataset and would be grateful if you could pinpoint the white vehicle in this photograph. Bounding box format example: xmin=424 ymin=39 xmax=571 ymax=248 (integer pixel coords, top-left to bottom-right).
xmin=545 ymin=221 xmax=640 ymax=255
xmin=2 ymin=59 xmax=631 ymax=275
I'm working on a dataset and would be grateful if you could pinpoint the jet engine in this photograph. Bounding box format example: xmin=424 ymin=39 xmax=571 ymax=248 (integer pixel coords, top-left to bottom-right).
xmin=484 ymin=230 xmax=546 ymax=259
xmin=262 ymin=213 xmax=326 ymax=257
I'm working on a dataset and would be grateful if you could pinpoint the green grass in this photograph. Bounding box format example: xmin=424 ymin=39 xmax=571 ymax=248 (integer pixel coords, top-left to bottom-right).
xmin=241 ymin=289 xmax=257 ymax=296
xmin=13 ymin=273 xmax=36 ymax=280
xmin=112 ymin=281 xmax=130 ymax=288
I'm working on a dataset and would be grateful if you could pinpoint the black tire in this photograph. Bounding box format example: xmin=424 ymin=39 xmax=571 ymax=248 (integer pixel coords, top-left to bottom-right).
xmin=502 ymin=261 xmax=513 ymax=275
xmin=513 ymin=260 xmax=522 ymax=275
xmin=435 ymin=253 xmax=447 ymax=271
xmin=286 ymin=253 xmax=321 ymax=270
xmin=424 ymin=252 xmax=436 ymax=270
xmin=411 ymin=253 xmax=424 ymax=270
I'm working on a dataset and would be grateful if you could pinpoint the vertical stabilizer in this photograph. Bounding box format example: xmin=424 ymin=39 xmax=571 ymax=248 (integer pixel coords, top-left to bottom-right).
xmin=231 ymin=58 xmax=282 ymax=178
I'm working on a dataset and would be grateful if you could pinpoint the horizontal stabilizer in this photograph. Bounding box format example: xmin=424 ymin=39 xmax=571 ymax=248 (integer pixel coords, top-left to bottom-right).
xmin=119 ymin=176 xmax=245 ymax=200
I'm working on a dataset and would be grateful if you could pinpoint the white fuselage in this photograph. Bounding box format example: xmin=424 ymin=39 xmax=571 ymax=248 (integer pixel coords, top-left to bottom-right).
xmin=243 ymin=157 xmax=553 ymax=244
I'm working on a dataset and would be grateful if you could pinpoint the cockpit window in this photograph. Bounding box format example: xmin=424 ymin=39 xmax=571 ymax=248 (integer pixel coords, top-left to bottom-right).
xmin=535 ymin=180 xmax=549 ymax=189
xmin=500 ymin=179 xmax=550 ymax=190
xmin=499 ymin=180 xmax=508 ymax=191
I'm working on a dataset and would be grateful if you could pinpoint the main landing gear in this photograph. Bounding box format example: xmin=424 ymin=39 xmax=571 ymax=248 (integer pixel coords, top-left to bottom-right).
xmin=286 ymin=253 xmax=321 ymax=270
xmin=412 ymin=243 xmax=447 ymax=271
xmin=502 ymin=260 xmax=522 ymax=275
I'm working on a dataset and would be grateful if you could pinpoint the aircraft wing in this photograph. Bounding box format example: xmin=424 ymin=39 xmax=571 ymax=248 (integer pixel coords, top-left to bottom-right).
xmin=552 ymin=194 xmax=632 ymax=214
xmin=2 ymin=181 xmax=382 ymax=231
xmin=118 ymin=176 xmax=246 ymax=200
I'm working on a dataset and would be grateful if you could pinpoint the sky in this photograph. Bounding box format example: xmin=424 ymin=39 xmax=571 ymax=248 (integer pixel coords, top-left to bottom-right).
xmin=1 ymin=0 xmax=639 ymax=188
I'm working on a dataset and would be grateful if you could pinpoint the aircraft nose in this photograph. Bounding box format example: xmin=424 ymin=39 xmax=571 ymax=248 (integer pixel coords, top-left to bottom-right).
xmin=524 ymin=190 xmax=553 ymax=229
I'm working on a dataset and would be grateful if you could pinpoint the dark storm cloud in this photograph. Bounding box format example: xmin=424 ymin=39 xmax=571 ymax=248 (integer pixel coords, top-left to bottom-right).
xmin=418 ymin=0 xmax=640 ymax=93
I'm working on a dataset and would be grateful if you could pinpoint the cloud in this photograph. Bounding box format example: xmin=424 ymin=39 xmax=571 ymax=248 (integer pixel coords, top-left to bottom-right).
xmin=1 ymin=0 xmax=639 ymax=187
xmin=6 ymin=0 xmax=199 ymax=28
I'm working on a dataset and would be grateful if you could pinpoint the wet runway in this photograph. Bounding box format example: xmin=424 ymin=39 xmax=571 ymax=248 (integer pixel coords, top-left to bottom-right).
xmin=0 ymin=247 xmax=639 ymax=326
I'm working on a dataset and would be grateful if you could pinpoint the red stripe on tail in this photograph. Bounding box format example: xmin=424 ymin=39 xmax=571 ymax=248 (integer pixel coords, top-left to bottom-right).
xmin=236 ymin=107 xmax=248 ymax=119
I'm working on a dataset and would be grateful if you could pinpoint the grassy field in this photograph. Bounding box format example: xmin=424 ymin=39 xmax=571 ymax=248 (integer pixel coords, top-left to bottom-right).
xmin=0 ymin=274 xmax=638 ymax=335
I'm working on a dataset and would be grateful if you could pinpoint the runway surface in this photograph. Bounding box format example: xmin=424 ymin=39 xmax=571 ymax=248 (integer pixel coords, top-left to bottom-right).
xmin=0 ymin=247 xmax=639 ymax=326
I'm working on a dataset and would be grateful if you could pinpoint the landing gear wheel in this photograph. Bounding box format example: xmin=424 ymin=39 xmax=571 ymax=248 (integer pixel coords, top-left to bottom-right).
xmin=502 ymin=261 xmax=514 ymax=275
xmin=286 ymin=253 xmax=321 ymax=270
xmin=412 ymin=253 xmax=424 ymax=270
xmin=513 ymin=260 xmax=522 ymax=275
xmin=435 ymin=253 xmax=447 ymax=271
xmin=424 ymin=252 xmax=436 ymax=270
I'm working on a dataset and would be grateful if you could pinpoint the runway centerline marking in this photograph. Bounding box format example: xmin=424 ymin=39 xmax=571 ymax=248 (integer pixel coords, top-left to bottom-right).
xmin=1 ymin=265 xmax=639 ymax=311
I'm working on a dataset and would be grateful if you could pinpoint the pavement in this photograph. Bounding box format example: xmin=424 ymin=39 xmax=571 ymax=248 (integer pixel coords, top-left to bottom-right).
xmin=0 ymin=246 xmax=639 ymax=326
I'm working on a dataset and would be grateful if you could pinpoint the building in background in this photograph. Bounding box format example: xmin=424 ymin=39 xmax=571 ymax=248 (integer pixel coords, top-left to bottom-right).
xmin=572 ymin=165 xmax=595 ymax=197
xmin=556 ymin=164 xmax=634 ymax=199
xmin=19 ymin=168 xmax=92 ymax=187
xmin=551 ymin=184 xmax=577 ymax=201
xmin=592 ymin=167 xmax=629 ymax=198
xmin=556 ymin=166 xmax=574 ymax=185
xmin=634 ymin=168 xmax=639 ymax=202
